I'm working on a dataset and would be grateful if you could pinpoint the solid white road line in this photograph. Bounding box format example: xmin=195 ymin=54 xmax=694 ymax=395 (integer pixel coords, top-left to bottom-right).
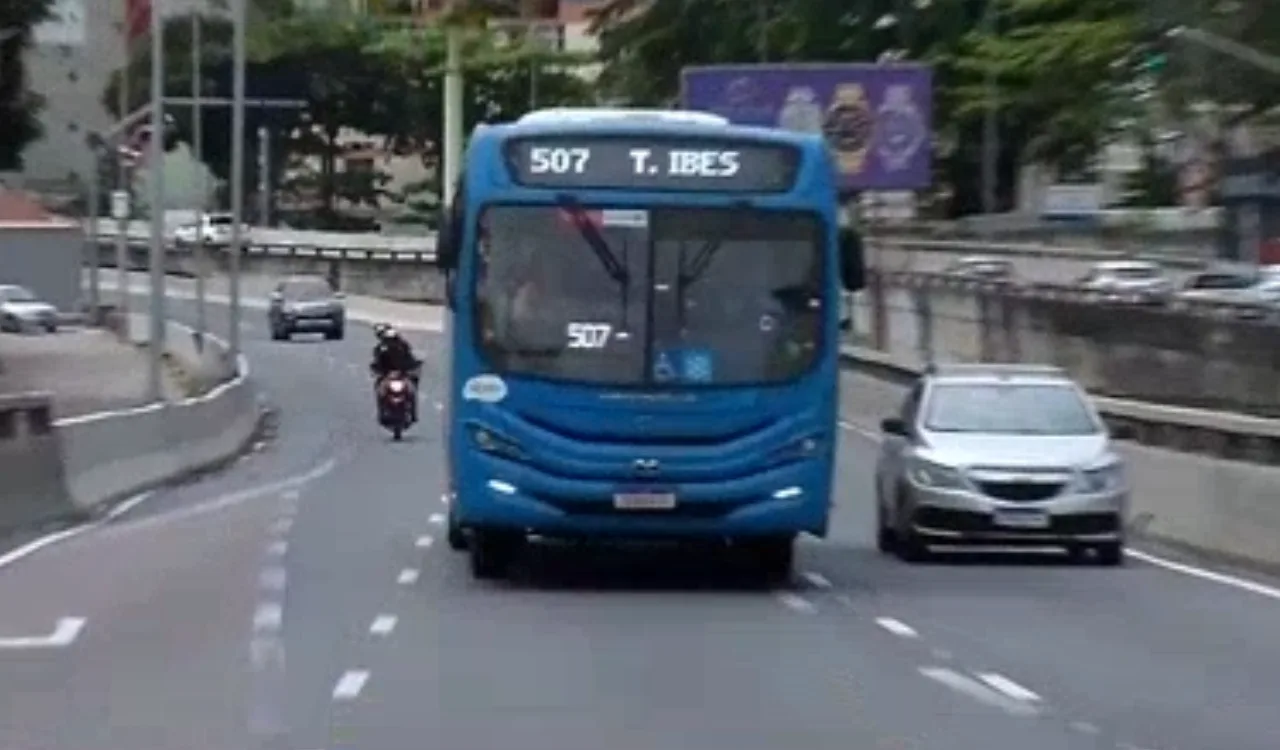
xmin=776 ymin=593 xmax=817 ymax=614
xmin=875 ymin=617 xmax=919 ymax=638
xmin=397 ymin=568 xmax=419 ymax=585
xmin=918 ymin=666 xmax=1039 ymax=716
xmin=977 ymin=672 xmax=1042 ymax=703
xmin=104 ymin=491 xmax=155 ymax=520
xmin=415 ymin=535 xmax=434 ymax=549
xmin=801 ymin=571 xmax=832 ymax=589
xmin=332 ymin=670 xmax=370 ymax=701
xmin=369 ymin=615 xmax=398 ymax=636
xmin=0 ymin=617 xmax=87 ymax=650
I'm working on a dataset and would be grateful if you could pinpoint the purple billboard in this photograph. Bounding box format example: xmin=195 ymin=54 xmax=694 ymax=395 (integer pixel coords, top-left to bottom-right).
xmin=680 ymin=63 xmax=933 ymax=192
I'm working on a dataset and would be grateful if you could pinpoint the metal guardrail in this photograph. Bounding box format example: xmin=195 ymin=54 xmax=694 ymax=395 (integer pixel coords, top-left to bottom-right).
xmin=93 ymin=220 xmax=435 ymax=254
xmin=841 ymin=346 xmax=1280 ymax=464
xmin=878 ymin=269 xmax=1280 ymax=322
xmin=871 ymin=236 xmax=1210 ymax=268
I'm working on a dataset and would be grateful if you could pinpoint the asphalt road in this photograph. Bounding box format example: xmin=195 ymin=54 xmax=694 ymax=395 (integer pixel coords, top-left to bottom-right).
xmin=3 ymin=296 xmax=1280 ymax=750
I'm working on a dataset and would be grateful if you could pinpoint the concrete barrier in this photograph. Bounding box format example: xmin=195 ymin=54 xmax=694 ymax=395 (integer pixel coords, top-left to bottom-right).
xmin=0 ymin=317 xmax=260 ymax=531
xmin=0 ymin=392 xmax=73 ymax=534
xmin=839 ymin=347 xmax=1280 ymax=571
xmin=54 ymin=316 xmax=259 ymax=512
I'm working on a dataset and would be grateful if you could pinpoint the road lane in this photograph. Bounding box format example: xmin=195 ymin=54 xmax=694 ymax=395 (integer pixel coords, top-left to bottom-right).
xmin=4 ymin=290 xmax=1280 ymax=750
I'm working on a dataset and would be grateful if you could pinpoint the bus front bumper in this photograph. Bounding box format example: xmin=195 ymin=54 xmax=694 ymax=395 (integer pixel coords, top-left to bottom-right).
xmin=454 ymin=457 xmax=832 ymax=539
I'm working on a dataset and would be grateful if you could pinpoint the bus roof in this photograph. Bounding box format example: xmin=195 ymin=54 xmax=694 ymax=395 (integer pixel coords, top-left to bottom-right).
xmin=476 ymin=109 xmax=828 ymax=149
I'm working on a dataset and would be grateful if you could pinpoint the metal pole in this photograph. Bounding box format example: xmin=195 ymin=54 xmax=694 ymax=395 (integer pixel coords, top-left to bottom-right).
xmin=442 ymin=10 xmax=463 ymax=206
xmin=86 ymin=156 xmax=100 ymax=322
xmin=146 ymin=0 xmax=167 ymax=402
xmin=980 ymin=0 xmax=998 ymax=217
xmin=193 ymin=12 xmax=206 ymax=346
xmin=115 ymin=26 xmax=131 ymax=328
xmin=757 ymin=0 xmax=767 ymax=62
xmin=258 ymin=126 xmax=270 ymax=225
xmin=228 ymin=0 xmax=247 ymax=359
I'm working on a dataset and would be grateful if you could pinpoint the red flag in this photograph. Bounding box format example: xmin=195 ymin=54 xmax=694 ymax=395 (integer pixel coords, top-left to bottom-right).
xmin=126 ymin=0 xmax=152 ymax=44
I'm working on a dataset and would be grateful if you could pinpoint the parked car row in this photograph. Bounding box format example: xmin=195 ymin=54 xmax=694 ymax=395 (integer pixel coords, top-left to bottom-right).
xmin=939 ymin=255 xmax=1280 ymax=314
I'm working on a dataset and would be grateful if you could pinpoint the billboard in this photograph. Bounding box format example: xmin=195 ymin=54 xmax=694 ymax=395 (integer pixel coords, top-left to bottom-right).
xmin=680 ymin=63 xmax=933 ymax=192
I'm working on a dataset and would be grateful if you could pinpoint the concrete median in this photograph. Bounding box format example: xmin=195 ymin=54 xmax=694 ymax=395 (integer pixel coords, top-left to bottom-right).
xmin=1 ymin=317 xmax=260 ymax=535
xmin=56 ymin=316 xmax=260 ymax=513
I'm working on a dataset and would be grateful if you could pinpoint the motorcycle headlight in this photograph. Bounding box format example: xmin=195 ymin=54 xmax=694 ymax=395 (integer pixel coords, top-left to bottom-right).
xmin=1070 ymin=462 xmax=1126 ymax=494
xmin=388 ymin=381 xmax=406 ymax=393
xmin=468 ymin=425 xmax=527 ymax=461
xmin=906 ymin=457 xmax=967 ymax=490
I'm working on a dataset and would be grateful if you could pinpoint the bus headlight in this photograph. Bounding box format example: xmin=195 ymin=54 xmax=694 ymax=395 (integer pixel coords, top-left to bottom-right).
xmin=468 ymin=425 xmax=527 ymax=461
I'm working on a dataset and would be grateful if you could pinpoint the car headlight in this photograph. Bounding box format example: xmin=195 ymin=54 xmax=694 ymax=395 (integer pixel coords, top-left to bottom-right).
xmin=906 ymin=457 xmax=966 ymax=489
xmin=1070 ymin=462 xmax=1125 ymax=494
xmin=468 ymin=424 xmax=527 ymax=461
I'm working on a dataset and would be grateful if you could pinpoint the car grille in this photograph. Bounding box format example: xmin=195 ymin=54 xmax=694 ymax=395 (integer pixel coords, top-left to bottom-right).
xmin=977 ymin=481 xmax=1064 ymax=502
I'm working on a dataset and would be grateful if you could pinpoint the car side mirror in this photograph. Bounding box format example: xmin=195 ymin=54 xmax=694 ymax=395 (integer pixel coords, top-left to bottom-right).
xmin=880 ymin=417 xmax=908 ymax=436
xmin=839 ymin=227 xmax=865 ymax=292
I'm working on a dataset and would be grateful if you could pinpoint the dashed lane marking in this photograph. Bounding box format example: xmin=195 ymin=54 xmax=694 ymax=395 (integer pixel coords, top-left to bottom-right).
xmin=918 ymin=666 xmax=1039 ymax=717
xmin=875 ymin=617 xmax=919 ymax=639
xmin=265 ymin=540 xmax=288 ymax=557
xmin=397 ymin=568 xmax=419 ymax=585
xmin=801 ymin=571 xmax=832 ymax=589
xmin=428 ymin=513 xmax=445 ymax=525
xmin=977 ymin=672 xmax=1042 ymax=703
xmin=258 ymin=567 xmax=287 ymax=591
xmin=369 ymin=615 xmax=398 ymax=636
xmin=776 ymin=593 xmax=817 ymax=614
xmin=252 ymin=603 xmax=283 ymax=633
xmin=415 ymin=535 xmax=434 ymax=549
xmin=332 ymin=670 xmax=370 ymax=701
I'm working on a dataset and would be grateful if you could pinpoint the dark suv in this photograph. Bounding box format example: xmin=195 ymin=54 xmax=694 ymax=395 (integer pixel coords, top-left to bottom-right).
xmin=268 ymin=276 xmax=346 ymax=341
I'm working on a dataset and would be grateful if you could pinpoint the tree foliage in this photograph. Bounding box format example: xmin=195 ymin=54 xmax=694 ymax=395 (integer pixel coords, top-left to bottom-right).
xmin=0 ymin=0 xmax=55 ymax=170
xmin=589 ymin=0 xmax=1156 ymax=215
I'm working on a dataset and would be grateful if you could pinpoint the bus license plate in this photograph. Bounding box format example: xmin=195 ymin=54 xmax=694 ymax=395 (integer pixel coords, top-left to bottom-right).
xmin=992 ymin=509 xmax=1050 ymax=529
xmin=613 ymin=492 xmax=677 ymax=511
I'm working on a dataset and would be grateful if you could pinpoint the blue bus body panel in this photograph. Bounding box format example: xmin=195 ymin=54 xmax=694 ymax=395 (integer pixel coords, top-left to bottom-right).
xmin=447 ymin=118 xmax=842 ymax=539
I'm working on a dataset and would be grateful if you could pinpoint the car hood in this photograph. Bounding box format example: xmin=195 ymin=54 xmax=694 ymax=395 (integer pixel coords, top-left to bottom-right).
xmin=1 ymin=301 xmax=56 ymax=317
xmin=920 ymin=432 xmax=1111 ymax=469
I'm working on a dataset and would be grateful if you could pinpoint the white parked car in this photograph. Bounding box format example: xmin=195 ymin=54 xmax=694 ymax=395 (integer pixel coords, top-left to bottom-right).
xmin=0 ymin=284 xmax=58 ymax=333
xmin=173 ymin=213 xmax=243 ymax=246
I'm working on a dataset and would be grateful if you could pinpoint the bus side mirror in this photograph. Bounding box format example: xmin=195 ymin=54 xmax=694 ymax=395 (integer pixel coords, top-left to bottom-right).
xmin=839 ymin=229 xmax=865 ymax=292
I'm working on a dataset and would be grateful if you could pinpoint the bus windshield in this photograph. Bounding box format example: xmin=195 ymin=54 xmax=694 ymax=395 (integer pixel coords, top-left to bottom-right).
xmin=473 ymin=204 xmax=824 ymax=387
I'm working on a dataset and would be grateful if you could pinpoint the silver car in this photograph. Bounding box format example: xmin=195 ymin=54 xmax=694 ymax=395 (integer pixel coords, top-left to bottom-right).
xmin=1076 ymin=260 xmax=1173 ymax=304
xmin=874 ymin=363 xmax=1130 ymax=565
xmin=0 ymin=284 xmax=58 ymax=333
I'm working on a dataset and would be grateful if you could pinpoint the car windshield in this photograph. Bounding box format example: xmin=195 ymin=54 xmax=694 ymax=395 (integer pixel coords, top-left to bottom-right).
xmin=0 ymin=287 xmax=36 ymax=303
xmin=1110 ymin=266 xmax=1160 ymax=280
xmin=209 ymin=215 xmax=233 ymax=226
xmin=281 ymin=279 xmax=333 ymax=301
xmin=1187 ymin=274 xmax=1254 ymax=290
xmin=472 ymin=204 xmax=824 ymax=386
xmin=924 ymin=382 xmax=1100 ymax=435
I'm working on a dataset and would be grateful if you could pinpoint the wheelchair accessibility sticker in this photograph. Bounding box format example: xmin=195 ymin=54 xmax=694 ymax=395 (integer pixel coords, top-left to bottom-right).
xmin=653 ymin=348 xmax=714 ymax=384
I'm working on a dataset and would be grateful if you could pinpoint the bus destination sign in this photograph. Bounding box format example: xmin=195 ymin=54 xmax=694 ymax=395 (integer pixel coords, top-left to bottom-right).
xmin=504 ymin=137 xmax=800 ymax=192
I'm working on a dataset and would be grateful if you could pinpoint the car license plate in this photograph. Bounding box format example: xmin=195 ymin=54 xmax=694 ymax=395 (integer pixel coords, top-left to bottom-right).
xmin=613 ymin=492 xmax=677 ymax=511
xmin=992 ymin=508 xmax=1050 ymax=529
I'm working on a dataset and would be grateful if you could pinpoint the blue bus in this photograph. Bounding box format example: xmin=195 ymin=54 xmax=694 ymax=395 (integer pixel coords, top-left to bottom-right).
xmin=436 ymin=108 xmax=865 ymax=581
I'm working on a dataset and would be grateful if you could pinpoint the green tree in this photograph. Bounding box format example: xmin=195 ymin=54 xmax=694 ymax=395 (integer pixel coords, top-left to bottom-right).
xmin=0 ymin=0 xmax=54 ymax=170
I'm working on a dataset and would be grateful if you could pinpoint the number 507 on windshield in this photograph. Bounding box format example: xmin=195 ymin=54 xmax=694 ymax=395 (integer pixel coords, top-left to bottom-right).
xmin=566 ymin=322 xmax=612 ymax=349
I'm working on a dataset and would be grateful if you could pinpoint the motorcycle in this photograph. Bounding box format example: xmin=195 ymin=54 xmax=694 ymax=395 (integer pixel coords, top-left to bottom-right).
xmin=377 ymin=370 xmax=417 ymax=440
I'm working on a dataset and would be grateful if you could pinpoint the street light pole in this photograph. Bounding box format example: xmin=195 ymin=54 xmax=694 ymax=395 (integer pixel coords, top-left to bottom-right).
xmin=193 ymin=12 xmax=207 ymax=347
xmin=228 ymin=0 xmax=247 ymax=360
xmin=116 ymin=33 xmax=131 ymax=328
xmin=980 ymin=0 xmax=998 ymax=218
xmin=146 ymin=0 xmax=167 ymax=402
xmin=442 ymin=0 xmax=463 ymax=207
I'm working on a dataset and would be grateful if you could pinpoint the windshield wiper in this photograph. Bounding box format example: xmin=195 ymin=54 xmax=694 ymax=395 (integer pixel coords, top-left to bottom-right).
xmin=555 ymin=195 xmax=628 ymax=285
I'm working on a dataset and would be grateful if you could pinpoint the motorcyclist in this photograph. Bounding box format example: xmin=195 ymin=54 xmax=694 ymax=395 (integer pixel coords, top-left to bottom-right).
xmin=370 ymin=324 xmax=420 ymax=423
